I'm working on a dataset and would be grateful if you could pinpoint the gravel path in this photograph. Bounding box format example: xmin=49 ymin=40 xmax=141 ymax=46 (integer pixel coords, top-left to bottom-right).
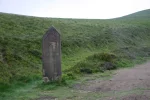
xmin=74 ymin=62 xmax=150 ymax=100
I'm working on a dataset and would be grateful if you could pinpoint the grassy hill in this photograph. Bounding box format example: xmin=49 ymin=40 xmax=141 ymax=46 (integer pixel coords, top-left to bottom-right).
xmin=0 ymin=9 xmax=150 ymax=88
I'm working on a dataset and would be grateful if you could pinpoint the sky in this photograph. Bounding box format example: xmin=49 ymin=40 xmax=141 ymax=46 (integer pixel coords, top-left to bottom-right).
xmin=0 ymin=0 xmax=150 ymax=19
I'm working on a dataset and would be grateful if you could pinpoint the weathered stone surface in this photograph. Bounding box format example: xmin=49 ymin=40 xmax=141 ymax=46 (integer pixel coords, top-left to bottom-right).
xmin=42 ymin=26 xmax=61 ymax=81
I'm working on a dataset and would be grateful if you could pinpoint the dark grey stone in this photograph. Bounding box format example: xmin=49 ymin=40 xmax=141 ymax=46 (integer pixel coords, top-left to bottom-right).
xmin=42 ymin=26 xmax=61 ymax=82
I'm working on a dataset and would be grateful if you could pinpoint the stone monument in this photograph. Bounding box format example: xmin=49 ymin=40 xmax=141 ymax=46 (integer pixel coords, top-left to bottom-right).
xmin=42 ymin=26 xmax=61 ymax=82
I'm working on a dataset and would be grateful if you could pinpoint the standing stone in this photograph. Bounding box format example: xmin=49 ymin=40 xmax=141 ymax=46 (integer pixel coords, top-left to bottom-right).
xmin=42 ymin=26 xmax=61 ymax=82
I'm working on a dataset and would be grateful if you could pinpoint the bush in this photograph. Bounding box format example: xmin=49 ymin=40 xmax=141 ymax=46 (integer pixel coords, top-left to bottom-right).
xmin=67 ymin=52 xmax=118 ymax=75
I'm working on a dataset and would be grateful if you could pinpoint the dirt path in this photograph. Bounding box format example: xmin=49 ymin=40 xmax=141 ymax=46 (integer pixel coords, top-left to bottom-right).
xmin=36 ymin=62 xmax=150 ymax=100
xmin=73 ymin=62 xmax=150 ymax=100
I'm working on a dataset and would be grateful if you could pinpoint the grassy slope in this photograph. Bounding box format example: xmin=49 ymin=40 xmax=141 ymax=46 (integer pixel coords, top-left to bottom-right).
xmin=0 ymin=9 xmax=150 ymax=86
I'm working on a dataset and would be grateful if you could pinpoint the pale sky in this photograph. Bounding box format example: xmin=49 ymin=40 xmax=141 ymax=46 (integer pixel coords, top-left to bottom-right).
xmin=0 ymin=0 xmax=150 ymax=19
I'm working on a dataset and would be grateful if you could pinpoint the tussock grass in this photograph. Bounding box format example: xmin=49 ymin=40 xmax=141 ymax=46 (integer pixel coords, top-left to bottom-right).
xmin=66 ymin=52 xmax=117 ymax=74
xmin=0 ymin=9 xmax=150 ymax=88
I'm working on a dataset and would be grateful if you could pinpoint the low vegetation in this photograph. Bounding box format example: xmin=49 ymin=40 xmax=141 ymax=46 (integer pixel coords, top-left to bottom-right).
xmin=0 ymin=9 xmax=150 ymax=99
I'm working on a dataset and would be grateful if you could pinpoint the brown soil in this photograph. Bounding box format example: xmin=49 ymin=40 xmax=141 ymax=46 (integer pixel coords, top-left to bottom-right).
xmin=73 ymin=62 xmax=150 ymax=100
xmin=35 ymin=96 xmax=56 ymax=100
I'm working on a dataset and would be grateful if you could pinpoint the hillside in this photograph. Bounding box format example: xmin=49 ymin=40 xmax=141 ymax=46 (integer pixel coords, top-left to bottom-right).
xmin=0 ymin=9 xmax=150 ymax=87
xmin=119 ymin=9 xmax=150 ymax=19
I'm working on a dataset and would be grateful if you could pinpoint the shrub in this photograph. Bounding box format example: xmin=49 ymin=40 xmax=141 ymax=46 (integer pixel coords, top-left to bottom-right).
xmin=67 ymin=52 xmax=118 ymax=75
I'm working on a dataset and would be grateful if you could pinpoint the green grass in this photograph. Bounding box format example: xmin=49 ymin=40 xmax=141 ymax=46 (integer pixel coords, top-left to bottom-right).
xmin=0 ymin=9 xmax=150 ymax=99
xmin=0 ymin=71 xmax=114 ymax=100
